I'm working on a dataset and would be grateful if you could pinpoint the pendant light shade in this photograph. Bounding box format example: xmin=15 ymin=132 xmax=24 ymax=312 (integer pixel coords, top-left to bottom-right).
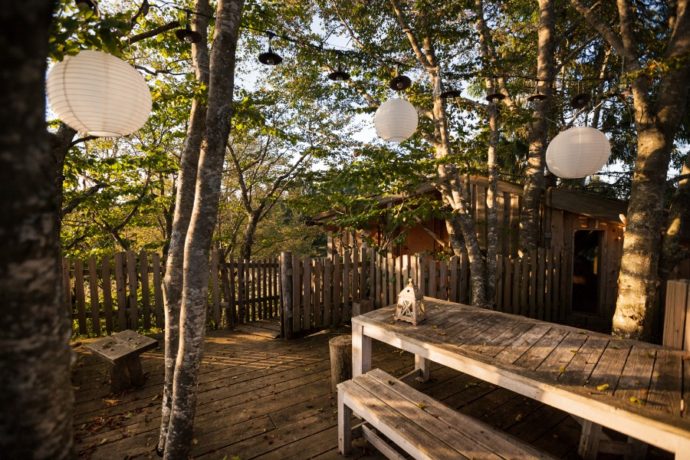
xmin=46 ymin=50 xmax=152 ymax=137
xmin=374 ymin=98 xmax=418 ymax=143
xmin=546 ymin=127 xmax=611 ymax=179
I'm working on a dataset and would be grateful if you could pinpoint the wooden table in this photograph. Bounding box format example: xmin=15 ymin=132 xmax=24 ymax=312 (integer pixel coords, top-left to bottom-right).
xmin=351 ymin=297 xmax=690 ymax=459
xmin=85 ymin=330 xmax=158 ymax=392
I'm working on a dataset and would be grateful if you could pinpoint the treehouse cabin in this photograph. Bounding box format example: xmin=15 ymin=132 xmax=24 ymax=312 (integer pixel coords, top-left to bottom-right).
xmin=312 ymin=176 xmax=628 ymax=331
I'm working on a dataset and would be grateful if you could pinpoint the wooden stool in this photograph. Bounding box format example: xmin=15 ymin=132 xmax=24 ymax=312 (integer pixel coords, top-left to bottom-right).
xmin=329 ymin=335 xmax=352 ymax=392
xmin=85 ymin=330 xmax=157 ymax=392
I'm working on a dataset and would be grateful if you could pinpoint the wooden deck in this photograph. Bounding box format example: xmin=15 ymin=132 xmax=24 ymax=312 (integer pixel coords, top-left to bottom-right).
xmin=72 ymin=323 xmax=671 ymax=459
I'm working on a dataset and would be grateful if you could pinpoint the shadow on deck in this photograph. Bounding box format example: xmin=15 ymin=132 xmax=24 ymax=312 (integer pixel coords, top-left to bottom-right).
xmin=72 ymin=324 xmax=586 ymax=459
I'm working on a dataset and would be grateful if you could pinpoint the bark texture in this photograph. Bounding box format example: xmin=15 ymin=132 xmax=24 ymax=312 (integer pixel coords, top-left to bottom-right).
xmin=157 ymin=0 xmax=211 ymax=453
xmin=475 ymin=0 xmax=500 ymax=305
xmin=485 ymin=101 xmax=500 ymax=305
xmin=571 ymin=0 xmax=690 ymax=339
xmin=0 ymin=2 xmax=74 ymax=458
xmin=163 ymin=0 xmax=244 ymax=457
xmin=518 ymin=0 xmax=556 ymax=254
xmin=662 ymin=156 xmax=690 ymax=277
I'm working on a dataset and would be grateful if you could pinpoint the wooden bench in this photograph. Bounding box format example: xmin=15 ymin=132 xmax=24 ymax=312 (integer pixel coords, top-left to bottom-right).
xmin=338 ymin=368 xmax=553 ymax=460
xmin=85 ymin=330 xmax=157 ymax=392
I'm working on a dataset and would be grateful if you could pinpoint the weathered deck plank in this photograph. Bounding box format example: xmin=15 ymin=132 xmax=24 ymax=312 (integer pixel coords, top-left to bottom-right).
xmin=71 ymin=324 xmax=672 ymax=460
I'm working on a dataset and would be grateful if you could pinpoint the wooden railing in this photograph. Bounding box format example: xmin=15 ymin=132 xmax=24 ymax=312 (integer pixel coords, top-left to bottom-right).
xmin=63 ymin=250 xmax=280 ymax=337
xmin=279 ymin=248 xmax=567 ymax=338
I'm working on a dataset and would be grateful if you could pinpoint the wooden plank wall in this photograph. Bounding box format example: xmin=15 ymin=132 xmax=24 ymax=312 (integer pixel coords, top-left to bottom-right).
xmin=280 ymin=248 xmax=567 ymax=338
xmin=64 ymin=250 xmax=281 ymax=337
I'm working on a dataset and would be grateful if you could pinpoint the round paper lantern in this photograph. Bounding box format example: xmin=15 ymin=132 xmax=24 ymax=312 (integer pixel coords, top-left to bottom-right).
xmin=374 ymin=98 xmax=418 ymax=143
xmin=546 ymin=126 xmax=611 ymax=179
xmin=46 ymin=50 xmax=152 ymax=137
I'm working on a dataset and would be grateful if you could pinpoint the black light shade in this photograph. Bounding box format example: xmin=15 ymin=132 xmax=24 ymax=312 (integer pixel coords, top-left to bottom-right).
xmin=258 ymin=48 xmax=283 ymax=65
xmin=440 ymin=89 xmax=461 ymax=99
xmin=175 ymin=26 xmax=202 ymax=44
xmin=527 ymin=92 xmax=547 ymax=102
xmin=75 ymin=0 xmax=97 ymax=12
xmin=486 ymin=92 xmax=506 ymax=102
xmin=389 ymin=75 xmax=411 ymax=91
xmin=571 ymin=93 xmax=591 ymax=109
xmin=328 ymin=68 xmax=350 ymax=81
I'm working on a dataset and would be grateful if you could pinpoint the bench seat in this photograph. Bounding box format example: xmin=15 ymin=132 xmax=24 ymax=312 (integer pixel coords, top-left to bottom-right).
xmin=338 ymin=368 xmax=553 ymax=460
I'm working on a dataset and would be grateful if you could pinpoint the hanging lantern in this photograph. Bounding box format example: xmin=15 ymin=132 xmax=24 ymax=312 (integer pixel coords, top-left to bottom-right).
xmin=394 ymin=279 xmax=426 ymax=326
xmin=546 ymin=127 xmax=611 ymax=179
xmin=46 ymin=50 xmax=152 ymax=137
xmin=374 ymin=98 xmax=418 ymax=143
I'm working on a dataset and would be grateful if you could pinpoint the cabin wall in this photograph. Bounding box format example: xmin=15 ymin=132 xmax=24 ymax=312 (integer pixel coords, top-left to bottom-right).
xmin=325 ymin=179 xmax=626 ymax=332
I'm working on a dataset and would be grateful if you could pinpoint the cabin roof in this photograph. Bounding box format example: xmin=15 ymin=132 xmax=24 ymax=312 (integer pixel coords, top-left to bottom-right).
xmin=310 ymin=175 xmax=627 ymax=224
xmin=546 ymin=188 xmax=627 ymax=223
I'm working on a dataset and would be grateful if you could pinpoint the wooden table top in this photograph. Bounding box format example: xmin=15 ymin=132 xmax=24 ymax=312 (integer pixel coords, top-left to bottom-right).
xmin=85 ymin=329 xmax=158 ymax=363
xmin=352 ymin=297 xmax=690 ymax=452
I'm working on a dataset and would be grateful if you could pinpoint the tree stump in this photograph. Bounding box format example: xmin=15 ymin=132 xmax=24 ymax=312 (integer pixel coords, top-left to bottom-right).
xmin=329 ymin=335 xmax=352 ymax=392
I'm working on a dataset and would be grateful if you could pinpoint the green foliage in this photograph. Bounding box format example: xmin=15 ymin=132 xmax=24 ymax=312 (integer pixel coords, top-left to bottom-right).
xmin=51 ymin=0 xmax=689 ymax=259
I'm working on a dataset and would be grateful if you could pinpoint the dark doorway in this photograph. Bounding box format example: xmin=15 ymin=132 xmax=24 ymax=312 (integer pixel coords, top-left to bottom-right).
xmin=572 ymin=230 xmax=603 ymax=313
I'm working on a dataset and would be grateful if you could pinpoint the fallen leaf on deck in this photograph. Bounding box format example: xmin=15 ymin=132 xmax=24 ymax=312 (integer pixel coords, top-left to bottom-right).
xmin=103 ymin=399 xmax=120 ymax=407
xmin=596 ymin=383 xmax=609 ymax=392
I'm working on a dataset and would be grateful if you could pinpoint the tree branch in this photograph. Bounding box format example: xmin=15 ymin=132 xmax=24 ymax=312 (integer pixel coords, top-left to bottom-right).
xmin=569 ymin=0 xmax=635 ymax=66
xmin=61 ymin=182 xmax=106 ymax=217
xmin=127 ymin=21 xmax=180 ymax=45
xmin=389 ymin=0 xmax=433 ymax=69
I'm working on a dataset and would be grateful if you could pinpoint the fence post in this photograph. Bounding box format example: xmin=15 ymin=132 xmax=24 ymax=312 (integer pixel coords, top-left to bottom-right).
xmin=280 ymin=252 xmax=293 ymax=339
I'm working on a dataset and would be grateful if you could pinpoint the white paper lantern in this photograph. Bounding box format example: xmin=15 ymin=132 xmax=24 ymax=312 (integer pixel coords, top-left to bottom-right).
xmin=374 ymin=98 xmax=418 ymax=143
xmin=46 ymin=50 xmax=152 ymax=137
xmin=546 ymin=126 xmax=611 ymax=179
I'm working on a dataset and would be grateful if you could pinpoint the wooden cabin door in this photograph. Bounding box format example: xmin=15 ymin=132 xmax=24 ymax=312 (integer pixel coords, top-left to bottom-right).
xmin=571 ymin=229 xmax=604 ymax=313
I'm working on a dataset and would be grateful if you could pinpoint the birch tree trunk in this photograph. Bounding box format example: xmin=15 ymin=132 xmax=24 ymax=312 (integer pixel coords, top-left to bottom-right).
xmin=518 ymin=0 xmax=555 ymax=254
xmin=163 ymin=0 xmax=244 ymax=457
xmin=390 ymin=0 xmax=487 ymax=306
xmin=662 ymin=156 xmax=690 ymax=277
xmin=240 ymin=211 xmax=260 ymax=260
xmin=157 ymin=1 xmax=211 ymax=453
xmin=571 ymin=0 xmax=690 ymax=339
xmin=475 ymin=0 xmax=500 ymax=305
xmin=0 ymin=2 xmax=74 ymax=458
xmin=485 ymin=101 xmax=500 ymax=305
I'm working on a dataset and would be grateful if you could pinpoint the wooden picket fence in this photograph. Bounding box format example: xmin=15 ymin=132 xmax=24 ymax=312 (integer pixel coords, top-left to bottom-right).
xmin=64 ymin=250 xmax=280 ymax=337
xmin=279 ymin=248 xmax=568 ymax=338
xmin=67 ymin=248 xmax=568 ymax=338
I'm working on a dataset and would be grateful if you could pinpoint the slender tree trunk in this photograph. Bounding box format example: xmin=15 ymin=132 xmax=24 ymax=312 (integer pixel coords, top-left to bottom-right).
xmin=518 ymin=0 xmax=555 ymax=254
xmin=240 ymin=211 xmax=260 ymax=260
xmin=475 ymin=0 xmax=500 ymax=306
xmin=163 ymin=0 xmax=243 ymax=457
xmin=389 ymin=0 xmax=487 ymax=304
xmin=485 ymin=101 xmax=500 ymax=305
xmin=662 ymin=156 xmax=690 ymax=278
xmin=0 ymin=2 xmax=74 ymax=458
xmin=430 ymin=71 xmax=487 ymax=306
xmin=51 ymin=124 xmax=77 ymax=222
xmin=444 ymin=217 xmax=464 ymax=257
xmin=157 ymin=0 xmax=211 ymax=453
